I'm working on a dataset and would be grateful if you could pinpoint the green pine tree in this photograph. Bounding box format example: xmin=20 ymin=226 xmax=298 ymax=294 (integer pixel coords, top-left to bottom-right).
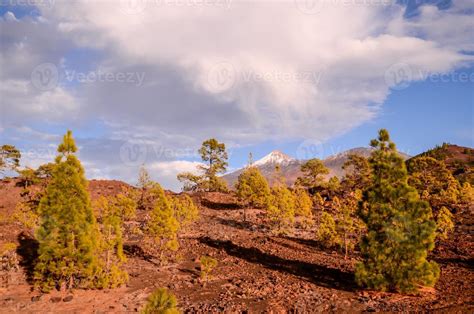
xmin=407 ymin=156 xmax=460 ymax=210
xmin=34 ymin=130 xmax=101 ymax=292
xmin=170 ymin=194 xmax=199 ymax=230
xmin=142 ymin=288 xmax=179 ymax=314
xmin=235 ymin=162 xmax=271 ymax=221
xmin=94 ymin=196 xmax=129 ymax=288
xmin=295 ymin=158 xmax=329 ymax=190
xmin=146 ymin=184 xmax=180 ymax=263
xmin=293 ymin=187 xmax=314 ymax=228
xmin=317 ymin=211 xmax=339 ymax=248
xmin=356 ymin=129 xmax=439 ymax=293
xmin=267 ymin=167 xmax=295 ymax=234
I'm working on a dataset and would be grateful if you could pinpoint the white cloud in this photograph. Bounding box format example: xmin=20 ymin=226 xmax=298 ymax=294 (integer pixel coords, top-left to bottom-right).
xmin=1 ymin=1 xmax=473 ymax=189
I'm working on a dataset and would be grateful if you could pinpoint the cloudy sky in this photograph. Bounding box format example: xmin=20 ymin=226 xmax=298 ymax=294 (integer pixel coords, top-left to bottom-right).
xmin=0 ymin=0 xmax=473 ymax=190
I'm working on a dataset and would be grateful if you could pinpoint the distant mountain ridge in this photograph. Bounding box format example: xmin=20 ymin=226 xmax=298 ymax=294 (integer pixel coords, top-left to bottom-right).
xmin=222 ymin=147 xmax=411 ymax=188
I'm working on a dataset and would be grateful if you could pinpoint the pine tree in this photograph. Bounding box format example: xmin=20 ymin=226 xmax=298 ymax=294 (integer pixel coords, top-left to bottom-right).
xmin=94 ymin=196 xmax=129 ymax=288
xmin=342 ymin=154 xmax=372 ymax=191
xmin=356 ymin=129 xmax=439 ymax=293
xmin=146 ymin=184 xmax=180 ymax=263
xmin=317 ymin=211 xmax=338 ymax=248
xmin=407 ymin=156 xmax=460 ymax=210
xmin=0 ymin=144 xmax=21 ymax=175
xmin=296 ymin=158 xmax=329 ymax=190
xmin=170 ymin=194 xmax=199 ymax=230
xmin=177 ymin=138 xmax=229 ymax=192
xmin=267 ymin=166 xmax=295 ymax=234
xmin=235 ymin=164 xmax=271 ymax=221
xmin=142 ymin=288 xmax=179 ymax=314
xmin=435 ymin=206 xmax=454 ymax=241
xmin=334 ymin=194 xmax=363 ymax=259
xmin=293 ymin=187 xmax=313 ymax=228
xmin=137 ymin=165 xmax=153 ymax=210
xmin=198 ymin=138 xmax=229 ymax=192
xmin=34 ymin=130 xmax=101 ymax=291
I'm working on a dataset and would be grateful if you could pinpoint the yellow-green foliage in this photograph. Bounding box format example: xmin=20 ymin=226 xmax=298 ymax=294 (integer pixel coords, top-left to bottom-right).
xmin=459 ymin=182 xmax=474 ymax=204
xmin=317 ymin=211 xmax=338 ymax=248
xmin=199 ymin=255 xmax=218 ymax=282
xmin=267 ymin=185 xmax=295 ymax=234
xmin=313 ymin=193 xmax=324 ymax=210
xmin=356 ymin=129 xmax=439 ymax=293
xmin=94 ymin=196 xmax=129 ymax=288
xmin=0 ymin=242 xmax=19 ymax=278
xmin=142 ymin=288 xmax=179 ymax=314
xmin=12 ymin=201 xmax=40 ymax=231
xmin=34 ymin=130 xmax=103 ymax=292
xmin=235 ymin=166 xmax=271 ymax=208
xmin=296 ymin=158 xmax=329 ymax=189
xmin=114 ymin=190 xmax=138 ymax=221
xmin=436 ymin=206 xmax=454 ymax=241
xmin=334 ymin=196 xmax=362 ymax=258
xmin=325 ymin=176 xmax=340 ymax=194
xmin=170 ymin=194 xmax=199 ymax=230
xmin=293 ymin=188 xmax=313 ymax=228
xmin=407 ymin=156 xmax=461 ymax=209
xmin=146 ymin=184 xmax=180 ymax=260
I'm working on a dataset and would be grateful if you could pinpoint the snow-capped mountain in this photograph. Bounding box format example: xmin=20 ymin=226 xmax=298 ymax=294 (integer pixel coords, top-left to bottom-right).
xmin=253 ymin=150 xmax=295 ymax=166
xmin=222 ymin=147 xmax=411 ymax=188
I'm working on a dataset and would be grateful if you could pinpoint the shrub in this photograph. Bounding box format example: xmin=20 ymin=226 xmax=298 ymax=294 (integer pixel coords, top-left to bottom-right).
xmin=267 ymin=185 xmax=295 ymax=235
xmin=436 ymin=206 xmax=454 ymax=241
xmin=199 ymin=255 xmax=218 ymax=283
xmin=142 ymin=288 xmax=179 ymax=314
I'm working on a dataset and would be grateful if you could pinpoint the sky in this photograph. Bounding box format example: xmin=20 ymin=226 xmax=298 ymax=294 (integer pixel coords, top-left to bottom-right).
xmin=0 ymin=0 xmax=473 ymax=191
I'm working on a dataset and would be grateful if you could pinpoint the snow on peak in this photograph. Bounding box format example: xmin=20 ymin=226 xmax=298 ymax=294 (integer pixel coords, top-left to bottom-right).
xmin=254 ymin=150 xmax=295 ymax=166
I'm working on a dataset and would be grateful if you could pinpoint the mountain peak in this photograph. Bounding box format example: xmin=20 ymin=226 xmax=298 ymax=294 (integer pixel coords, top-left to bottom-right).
xmin=254 ymin=150 xmax=295 ymax=166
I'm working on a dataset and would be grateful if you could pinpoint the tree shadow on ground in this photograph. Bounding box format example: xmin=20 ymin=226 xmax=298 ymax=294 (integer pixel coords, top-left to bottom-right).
xmin=16 ymin=232 xmax=39 ymax=284
xmin=433 ymin=257 xmax=473 ymax=269
xmin=200 ymin=199 xmax=242 ymax=210
xmin=123 ymin=243 xmax=161 ymax=267
xmin=199 ymin=236 xmax=357 ymax=291
xmin=215 ymin=217 xmax=256 ymax=232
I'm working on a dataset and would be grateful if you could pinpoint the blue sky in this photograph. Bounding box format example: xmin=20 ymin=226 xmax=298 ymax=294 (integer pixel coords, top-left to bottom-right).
xmin=0 ymin=0 xmax=473 ymax=190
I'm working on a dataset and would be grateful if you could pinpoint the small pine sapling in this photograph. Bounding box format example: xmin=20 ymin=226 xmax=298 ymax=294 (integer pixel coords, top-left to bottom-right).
xmin=317 ymin=211 xmax=339 ymax=248
xmin=142 ymin=288 xmax=179 ymax=314
xmin=199 ymin=255 xmax=218 ymax=284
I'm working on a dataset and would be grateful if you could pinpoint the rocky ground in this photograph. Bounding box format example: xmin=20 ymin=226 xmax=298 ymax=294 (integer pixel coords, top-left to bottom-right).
xmin=0 ymin=180 xmax=473 ymax=313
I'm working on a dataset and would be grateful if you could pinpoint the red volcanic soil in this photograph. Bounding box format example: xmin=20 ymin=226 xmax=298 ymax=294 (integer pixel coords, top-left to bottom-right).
xmin=0 ymin=180 xmax=473 ymax=312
